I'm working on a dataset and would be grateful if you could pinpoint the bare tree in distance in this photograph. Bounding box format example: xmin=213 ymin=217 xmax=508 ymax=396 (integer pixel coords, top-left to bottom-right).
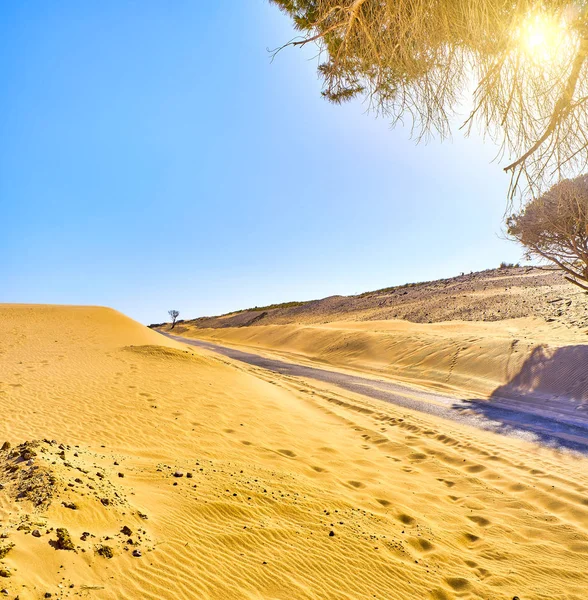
xmin=270 ymin=0 xmax=588 ymax=200
xmin=168 ymin=310 xmax=180 ymax=330
xmin=507 ymin=175 xmax=588 ymax=291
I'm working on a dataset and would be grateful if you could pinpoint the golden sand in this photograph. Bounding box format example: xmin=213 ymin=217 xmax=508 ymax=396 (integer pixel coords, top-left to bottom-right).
xmin=180 ymin=317 xmax=588 ymax=401
xmin=1 ymin=305 xmax=587 ymax=599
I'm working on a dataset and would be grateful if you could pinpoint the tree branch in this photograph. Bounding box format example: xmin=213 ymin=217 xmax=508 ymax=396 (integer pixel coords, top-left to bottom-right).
xmin=564 ymin=275 xmax=588 ymax=291
xmin=504 ymin=38 xmax=588 ymax=173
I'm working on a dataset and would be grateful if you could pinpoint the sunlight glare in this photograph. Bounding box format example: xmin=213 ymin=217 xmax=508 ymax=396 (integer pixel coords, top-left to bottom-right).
xmin=519 ymin=13 xmax=568 ymax=63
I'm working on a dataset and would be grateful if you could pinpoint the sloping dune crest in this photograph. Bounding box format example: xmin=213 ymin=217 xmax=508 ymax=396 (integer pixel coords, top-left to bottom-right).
xmin=176 ymin=318 xmax=588 ymax=402
xmin=1 ymin=305 xmax=587 ymax=599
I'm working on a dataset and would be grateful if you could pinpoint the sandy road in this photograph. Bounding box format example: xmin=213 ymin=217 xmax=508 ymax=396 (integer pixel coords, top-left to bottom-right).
xmin=158 ymin=331 xmax=588 ymax=453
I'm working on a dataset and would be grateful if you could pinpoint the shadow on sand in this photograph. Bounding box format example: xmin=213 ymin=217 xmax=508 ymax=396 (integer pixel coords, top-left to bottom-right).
xmin=453 ymin=345 xmax=588 ymax=453
xmin=159 ymin=331 xmax=588 ymax=454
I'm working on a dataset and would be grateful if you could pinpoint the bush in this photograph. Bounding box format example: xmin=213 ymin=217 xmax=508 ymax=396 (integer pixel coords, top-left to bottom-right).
xmin=507 ymin=175 xmax=588 ymax=290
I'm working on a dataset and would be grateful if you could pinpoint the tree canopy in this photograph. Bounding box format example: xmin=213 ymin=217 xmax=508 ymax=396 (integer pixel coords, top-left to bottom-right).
xmin=507 ymin=175 xmax=588 ymax=289
xmin=168 ymin=309 xmax=180 ymax=329
xmin=271 ymin=0 xmax=588 ymax=198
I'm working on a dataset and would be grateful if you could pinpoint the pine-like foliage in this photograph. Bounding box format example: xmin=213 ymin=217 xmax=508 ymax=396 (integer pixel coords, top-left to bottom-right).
xmin=271 ymin=0 xmax=588 ymax=198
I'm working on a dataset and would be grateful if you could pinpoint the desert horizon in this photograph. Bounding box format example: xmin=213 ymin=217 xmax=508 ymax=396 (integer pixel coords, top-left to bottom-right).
xmin=4 ymin=1 xmax=588 ymax=598
xmin=1 ymin=300 xmax=587 ymax=599
xmin=2 ymin=263 xmax=587 ymax=597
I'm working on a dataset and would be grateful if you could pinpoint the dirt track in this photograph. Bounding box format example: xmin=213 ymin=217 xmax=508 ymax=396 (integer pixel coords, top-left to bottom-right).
xmin=160 ymin=332 xmax=588 ymax=454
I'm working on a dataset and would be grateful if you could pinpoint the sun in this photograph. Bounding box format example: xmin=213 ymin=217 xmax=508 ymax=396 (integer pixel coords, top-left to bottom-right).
xmin=518 ymin=12 xmax=568 ymax=63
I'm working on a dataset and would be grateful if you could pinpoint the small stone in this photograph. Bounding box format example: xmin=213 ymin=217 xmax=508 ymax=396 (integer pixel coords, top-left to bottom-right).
xmin=118 ymin=472 xmax=124 ymax=478
xmin=32 ymin=530 xmax=41 ymax=538
xmin=44 ymin=593 xmax=52 ymax=598
xmin=329 ymin=531 xmax=335 ymax=537
xmin=1 ymin=442 xmax=10 ymax=452
xmin=97 ymin=545 xmax=114 ymax=559
xmin=121 ymin=526 xmax=132 ymax=537
xmin=100 ymin=498 xmax=110 ymax=506
xmin=132 ymin=549 xmax=142 ymax=558
xmin=186 ymin=472 xmax=193 ymax=478
xmin=62 ymin=502 xmax=77 ymax=510
xmin=55 ymin=528 xmax=75 ymax=551
xmin=0 ymin=544 xmax=14 ymax=559
xmin=0 ymin=569 xmax=10 ymax=578
xmin=173 ymin=472 xmax=184 ymax=478
xmin=1 ymin=590 xmax=8 ymax=596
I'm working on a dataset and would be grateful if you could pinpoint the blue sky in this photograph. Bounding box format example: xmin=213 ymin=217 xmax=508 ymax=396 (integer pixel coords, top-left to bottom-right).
xmin=1 ymin=1 xmax=523 ymax=324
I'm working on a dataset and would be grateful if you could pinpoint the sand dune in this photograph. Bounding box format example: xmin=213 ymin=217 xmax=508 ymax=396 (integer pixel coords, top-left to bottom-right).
xmin=1 ymin=305 xmax=587 ymax=599
xmin=158 ymin=266 xmax=588 ymax=405
xmin=167 ymin=266 xmax=588 ymax=331
xmin=169 ymin=317 xmax=588 ymax=404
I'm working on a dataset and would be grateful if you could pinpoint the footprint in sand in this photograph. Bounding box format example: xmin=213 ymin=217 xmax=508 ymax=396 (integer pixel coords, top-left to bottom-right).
xmin=277 ymin=449 xmax=296 ymax=458
xmin=347 ymin=480 xmax=365 ymax=489
xmin=398 ymin=513 xmax=415 ymax=525
xmin=409 ymin=452 xmax=427 ymax=461
xmin=311 ymin=465 xmax=326 ymax=473
xmin=465 ymin=464 xmax=486 ymax=473
xmin=436 ymin=434 xmax=458 ymax=446
xmin=445 ymin=577 xmax=470 ymax=591
xmin=409 ymin=537 xmax=434 ymax=552
xmin=467 ymin=515 xmax=490 ymax=527
xmin=440 ymin=479 xmax=456 ymax=487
